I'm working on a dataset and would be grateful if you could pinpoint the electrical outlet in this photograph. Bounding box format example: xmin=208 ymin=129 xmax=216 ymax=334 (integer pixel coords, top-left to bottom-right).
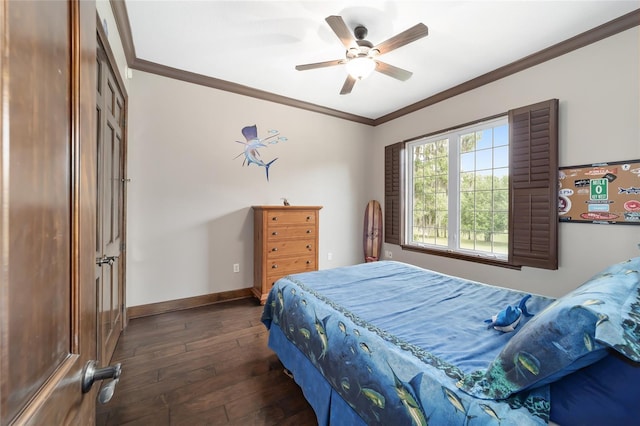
xmin=327 ymin=252 xmax=333 ymax=261
xmin=385 ymin=250 xmax=393 ymax=259
xmin=233 ymin=263 xmax=240 ymax=273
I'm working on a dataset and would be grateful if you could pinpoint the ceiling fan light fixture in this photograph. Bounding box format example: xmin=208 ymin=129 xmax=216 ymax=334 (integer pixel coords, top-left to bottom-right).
xmin=295 ymin=16 xmax=428 ymax=94
xmin=346 ymin=57 xmax=376 ymax=80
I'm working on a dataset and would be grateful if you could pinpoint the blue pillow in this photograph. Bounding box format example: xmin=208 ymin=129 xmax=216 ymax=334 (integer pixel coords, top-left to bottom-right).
xmin=458 ymin=256 xmax=640 ymax=400
xmin=550 ymin=350 xmax=640 ymax=425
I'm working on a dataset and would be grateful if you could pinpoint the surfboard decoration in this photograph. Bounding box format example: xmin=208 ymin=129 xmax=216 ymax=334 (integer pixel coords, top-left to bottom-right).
xmin=363 ymin=200 xmax=383 ymax=262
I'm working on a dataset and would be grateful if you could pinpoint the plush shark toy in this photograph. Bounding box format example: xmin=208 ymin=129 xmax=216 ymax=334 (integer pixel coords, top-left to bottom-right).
xmin=485 ymin=294 xmax=533 ymax=332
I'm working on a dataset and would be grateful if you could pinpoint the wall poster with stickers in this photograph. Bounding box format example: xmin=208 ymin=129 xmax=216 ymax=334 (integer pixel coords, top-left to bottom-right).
xmin=558 ymin=159 xmax=640 ymax=224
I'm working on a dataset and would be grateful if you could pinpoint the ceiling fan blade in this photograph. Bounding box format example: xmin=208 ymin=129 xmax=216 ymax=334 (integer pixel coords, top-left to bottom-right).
xmin=340 ymin=75 xmax=357 ymax=95
xmin=325 ymin=15 xmax=358 ymax=50
xmin=371 ymin=23 xmax=428 ymax=55
xmin=375 ymin=61 xmax=413 ymax=81
xmin=295 ymin=59 xmax=345 ymax=71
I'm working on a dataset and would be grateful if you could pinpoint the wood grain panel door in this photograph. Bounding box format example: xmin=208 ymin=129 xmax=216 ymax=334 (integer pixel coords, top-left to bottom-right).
xmin=0 ymin=1 xmax=97 ymax=424
xmin=96 ymin=36 xmax=126 ymax=367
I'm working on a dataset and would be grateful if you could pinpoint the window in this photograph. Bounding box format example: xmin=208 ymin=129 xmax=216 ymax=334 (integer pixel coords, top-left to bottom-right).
xmin=407 ymin=117 xmax=509 ymax=259
xmin=385 ymin=99 xmax=558 ymax=269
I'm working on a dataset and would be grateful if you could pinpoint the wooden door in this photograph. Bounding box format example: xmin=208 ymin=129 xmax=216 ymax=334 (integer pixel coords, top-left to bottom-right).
xmin=0 ymin=1 xmax=98 ymax=424
xmin=96 ymin=36 xmax=126 ymax=367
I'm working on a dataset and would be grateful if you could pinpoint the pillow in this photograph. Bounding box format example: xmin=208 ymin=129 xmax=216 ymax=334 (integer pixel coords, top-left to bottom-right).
xmin=458 ymin=256 xmax=640 ymax=400
xmin=550 ymin=350 xmax=640 ymax=425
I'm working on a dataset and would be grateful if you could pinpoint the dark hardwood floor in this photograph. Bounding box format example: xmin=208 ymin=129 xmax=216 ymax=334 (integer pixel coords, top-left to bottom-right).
xmin=96 ymin=298 xmax=317 ymax=425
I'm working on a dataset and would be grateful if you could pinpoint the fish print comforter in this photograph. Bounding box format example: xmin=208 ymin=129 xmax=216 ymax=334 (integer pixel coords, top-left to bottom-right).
xmin=261 ymin=261 xmax=554 ymax=425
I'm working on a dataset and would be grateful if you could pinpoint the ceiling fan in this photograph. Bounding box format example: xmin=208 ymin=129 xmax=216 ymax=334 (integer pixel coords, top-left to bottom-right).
xmin=295 ymin=15 xmax=428 ymax=95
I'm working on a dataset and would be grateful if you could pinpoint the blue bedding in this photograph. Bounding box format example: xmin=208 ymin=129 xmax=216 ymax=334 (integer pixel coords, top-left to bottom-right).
xmin=261 ymin=261 xmax=555 ymax=425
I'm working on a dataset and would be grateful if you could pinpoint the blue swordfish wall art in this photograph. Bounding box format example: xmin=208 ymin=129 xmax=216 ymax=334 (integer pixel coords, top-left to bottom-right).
xmin=234 ymin=124 xmax=287 ymax=181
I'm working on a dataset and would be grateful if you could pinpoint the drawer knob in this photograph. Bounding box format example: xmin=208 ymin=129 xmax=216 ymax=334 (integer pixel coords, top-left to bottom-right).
xmin=272 ymin=247 xmax=278 ymax=252
xmin=306 ymin=260 xmax=311 ymax=265
xmin=272 ymin=216 xmax=278 ymax=221
xmin=306 ymin=229 xmax=311 ymax=234
xmin=306 ymin=244 xmax=312 ymax=249
xmin=306 ymin=216 xmax=311 ymax=220
xmin=272 ymin=231 xmax=278 ymax=236
xmin=272 ymin=264 xmax=278 ymax=269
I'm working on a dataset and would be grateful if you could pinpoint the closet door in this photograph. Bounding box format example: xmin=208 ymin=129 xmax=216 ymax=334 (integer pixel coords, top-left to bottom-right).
xmin=96 ymin=36 xmax=126 ymax=367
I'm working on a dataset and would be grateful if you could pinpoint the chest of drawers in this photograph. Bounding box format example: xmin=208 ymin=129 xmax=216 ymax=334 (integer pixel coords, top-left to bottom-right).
xmin=252 ymin=205 xmax=322 ymax=304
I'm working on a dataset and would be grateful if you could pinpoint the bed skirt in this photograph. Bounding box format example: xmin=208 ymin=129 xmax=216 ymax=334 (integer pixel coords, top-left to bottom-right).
xmin=269 ymin=322 xmax=366 ymax=425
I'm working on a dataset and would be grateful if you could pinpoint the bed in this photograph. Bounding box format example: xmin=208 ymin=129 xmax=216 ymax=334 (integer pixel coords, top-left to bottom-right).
xmin=261 ymin=258 xmax=640 ymax=425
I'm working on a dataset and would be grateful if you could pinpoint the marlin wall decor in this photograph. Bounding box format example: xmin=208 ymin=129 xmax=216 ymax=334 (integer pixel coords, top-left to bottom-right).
xmin=234 ymin=124 xmax=287 ymax=181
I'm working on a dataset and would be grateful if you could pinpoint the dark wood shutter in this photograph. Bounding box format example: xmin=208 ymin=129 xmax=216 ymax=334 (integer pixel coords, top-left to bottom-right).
xmin=385 ymin=142 xmax=404 ymax=245
xmin=508 ymin=99 xmax=559 ymax=269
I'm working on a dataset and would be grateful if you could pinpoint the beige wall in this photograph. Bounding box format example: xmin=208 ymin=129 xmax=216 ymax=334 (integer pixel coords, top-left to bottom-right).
xmin=372 ymin=27 xmax=640 ymax=297
xmin=99 ymin=4 xmax=639 ymax=305
xmin=126 ymin=72 xmax=374 ymax=306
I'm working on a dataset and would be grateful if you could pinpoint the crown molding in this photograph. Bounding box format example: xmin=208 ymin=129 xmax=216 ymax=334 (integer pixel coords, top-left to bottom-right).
xmin=374 ymin=8 xmax=640 ymax=125
xmin=129 ymin=57 xmax=377 ymax=125
xmin=109 ymin=1 xmax=639 ymax=127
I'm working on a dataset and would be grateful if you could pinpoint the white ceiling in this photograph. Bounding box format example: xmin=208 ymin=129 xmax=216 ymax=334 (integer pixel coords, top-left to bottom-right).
xmin=123 ymin=1 xmax=639 ymax=120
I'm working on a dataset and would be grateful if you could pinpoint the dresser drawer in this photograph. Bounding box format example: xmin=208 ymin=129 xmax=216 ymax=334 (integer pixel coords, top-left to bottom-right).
xmin=266 ymin=210 xmax=316 ymax=225
xmin=267 ymin=225 xmax=316 ymax=240
xmin=266 ymin=240 xmax=315 ymax=258
xmin=266 ymin=256 xmax=316 ymax=276
xmin=253 ymin=205 xmax=321 ymax=304
xmin=265 ymin=273 xmax=287 ymax=292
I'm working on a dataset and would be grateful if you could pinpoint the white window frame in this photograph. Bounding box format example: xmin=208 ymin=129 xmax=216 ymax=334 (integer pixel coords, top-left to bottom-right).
xmin=405 ymin=116 xmax=509 ymax=260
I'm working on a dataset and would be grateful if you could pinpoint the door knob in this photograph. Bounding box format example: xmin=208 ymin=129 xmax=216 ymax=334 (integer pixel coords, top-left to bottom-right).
xmin=96 ymin=256 xmax=110 ymax=266
xmin=82 ymin=360 xmax=122 ymax=403
xmin=96 ymin=255 xmax=119 ymax=266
